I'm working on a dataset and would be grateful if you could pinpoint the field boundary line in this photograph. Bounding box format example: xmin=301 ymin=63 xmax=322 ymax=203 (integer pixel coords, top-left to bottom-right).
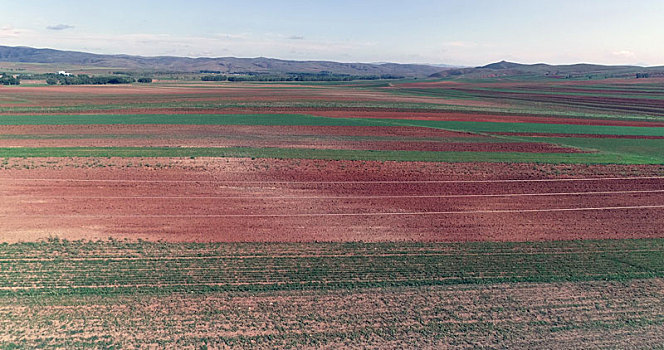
xmin=1 ymin=176 xmax=664 ymax=184
xmin=1 ymin=249 xmax=660 ymax=262
xmin=8 ymin=189 xmax=664 ymax=199
xmin=2 ymin=204 xmax=663 ymax=217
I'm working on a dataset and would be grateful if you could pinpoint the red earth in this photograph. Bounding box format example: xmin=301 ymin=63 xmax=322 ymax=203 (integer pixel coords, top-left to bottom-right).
xmin=0 ymin=124 xmax=479 ymax=137
xmin=0 ymin=124 xmax=584 ymax=152
xmin=1 ymin=158 xmax=662 ymax=243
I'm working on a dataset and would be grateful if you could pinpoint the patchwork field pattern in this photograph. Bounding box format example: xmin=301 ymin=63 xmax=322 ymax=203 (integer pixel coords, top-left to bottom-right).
xmin=0 ymin=78 xmax=663 ymax=347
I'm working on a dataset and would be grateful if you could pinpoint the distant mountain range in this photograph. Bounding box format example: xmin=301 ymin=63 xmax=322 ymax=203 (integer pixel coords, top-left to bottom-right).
xmin=0 ymin=45 xmax=442 ymax=77
xmin=3 ymin=46 xmax=660 ymax=80
xmin=431 ymin=60 xmax=664 ymax=79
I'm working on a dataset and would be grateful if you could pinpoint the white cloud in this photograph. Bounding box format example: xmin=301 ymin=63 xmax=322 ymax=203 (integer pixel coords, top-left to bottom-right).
xmin=612 ymin=50 xmax=636 ymax=59
xmin=1 ymin=30 xmax=374 ymax=61
xmin=443 ymin=41 xmax=478 ymax=48
xmin=47 ymin=24 xmax=75 ymax=31
xmin=2 ymin=26 xmax=655 ymax=66
xmin=0 ymin=26 xmax=24 ymax=38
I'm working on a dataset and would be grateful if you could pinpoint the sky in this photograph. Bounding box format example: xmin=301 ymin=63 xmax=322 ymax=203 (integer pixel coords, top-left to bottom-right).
xmin=1 ymin=0 xmax=663 ymax=66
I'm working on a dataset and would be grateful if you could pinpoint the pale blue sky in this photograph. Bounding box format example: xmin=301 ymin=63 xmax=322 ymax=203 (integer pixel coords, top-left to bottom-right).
xmin=1 ymin=0 xmax=663 ymax=66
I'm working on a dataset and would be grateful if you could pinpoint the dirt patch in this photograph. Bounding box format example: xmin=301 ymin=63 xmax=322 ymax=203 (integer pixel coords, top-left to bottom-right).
xmin=0 ymin=158 xmax=662 ymax=242
xmin=0 ymin=124 xmax=583 ymax=153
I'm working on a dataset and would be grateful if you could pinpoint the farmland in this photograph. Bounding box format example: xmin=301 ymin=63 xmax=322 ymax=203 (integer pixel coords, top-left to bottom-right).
xmin=1 ymin=77 xmax=663 ymax=348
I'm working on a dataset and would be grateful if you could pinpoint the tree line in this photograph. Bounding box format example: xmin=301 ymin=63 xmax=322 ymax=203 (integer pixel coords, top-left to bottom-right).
xmin=44 ymin=74 xmax=152 ymax=85
xmin=202 ymin=72 xmax=404 ymax=82
xmin=0 ymin=74 xmax=20 ymax=85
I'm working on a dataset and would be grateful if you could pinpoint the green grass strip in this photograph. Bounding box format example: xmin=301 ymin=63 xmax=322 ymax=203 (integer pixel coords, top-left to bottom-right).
xmin=0 ymin=113 xmax=662 ymax=136
xmin=399 ymin=119 xmax=664 ymax=136
xmin=0 ymin=147 xmax=657 ymax=164
xmin=0 ymin=239 xmax=662 ymax=296
xmin=513 ymin=137 xmax=664 ymax=162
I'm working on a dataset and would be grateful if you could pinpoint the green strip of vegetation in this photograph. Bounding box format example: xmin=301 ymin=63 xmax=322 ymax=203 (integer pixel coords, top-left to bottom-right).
xmin=399 ymin=119 xmax=664 ymax=136
xmin=514 ymin=137 xmax=664 ymax=161
xmin=0 ymin=239 xmax=661 ymax=296
xmin=2 ymin=100 xmax=663 ymax=122
xmin=0 ymin=146 xmax=657 ymax=164
xmin=0 ymin=113 xmax=663 ymax=136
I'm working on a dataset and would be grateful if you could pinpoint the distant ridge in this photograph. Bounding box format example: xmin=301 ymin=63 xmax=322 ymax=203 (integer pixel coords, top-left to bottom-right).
xmin=431 ymin=60 xmax=664 ymax=79
xmin=0 ymin=45 xmax=442 ymax=77
xmin=479 ymin=60 xmax=528 ymax=69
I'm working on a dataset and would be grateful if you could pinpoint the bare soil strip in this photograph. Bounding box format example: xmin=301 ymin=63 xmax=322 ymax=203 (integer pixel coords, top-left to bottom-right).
xmin=1 ymin=160 xmax=663 ymax=242
xmin=3 ymin=204 xmax=663 ymax=217
xmin=3 ymin=188 xmax=663 ymax=199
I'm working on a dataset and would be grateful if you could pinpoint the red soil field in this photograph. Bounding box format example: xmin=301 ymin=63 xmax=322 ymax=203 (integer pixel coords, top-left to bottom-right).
xmin=0 ymin=84 xmax=503 ymax=107
xmin=0 ymin=125 xmax=479 ymax=138
xmin=3 ymin=82 xmax=663 ymax=128
xmin=1 ymin=158 xmax=662 ymax=243
xmin=0 ymin=125 xmax=581 ymax=152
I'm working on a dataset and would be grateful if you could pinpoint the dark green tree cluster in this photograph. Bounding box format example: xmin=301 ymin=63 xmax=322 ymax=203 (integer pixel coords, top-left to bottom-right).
xmin=0 ymin=74 xmax=20 ymax=85
xmin=201 ymin=75 xmax=228 ymax=81
xmin=636 ymin=73 xmax=650 ymax=79
xmin=45 ymin=74 xmax=137 ymax=85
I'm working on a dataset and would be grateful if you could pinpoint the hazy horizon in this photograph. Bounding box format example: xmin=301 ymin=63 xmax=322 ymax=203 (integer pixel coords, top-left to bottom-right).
xmin=1 ymin=0 xmax=663 ymax=66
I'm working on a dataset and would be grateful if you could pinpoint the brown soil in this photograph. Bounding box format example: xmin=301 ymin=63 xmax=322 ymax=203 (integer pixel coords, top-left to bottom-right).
xmin=0 ymin=124 xmax=479 ymax=138
xmin=1 ymin=158 xmax=662 ymax=243
xmin=0 ymin=84 xmax=503 ymax=107
xmin=0 ymin=124 xmax=583 ymax=152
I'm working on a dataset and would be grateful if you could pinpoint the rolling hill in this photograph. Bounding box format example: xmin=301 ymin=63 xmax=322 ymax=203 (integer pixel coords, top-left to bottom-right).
xmin=0 ymin=45 xmax=442 ymax=77
xmin=431 ymin=60 xmax=664 ymax=79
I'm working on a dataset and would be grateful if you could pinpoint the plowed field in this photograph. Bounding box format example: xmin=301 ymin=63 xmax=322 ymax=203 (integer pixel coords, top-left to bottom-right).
xmin=1 ymin=159 xmax=662 ymax=242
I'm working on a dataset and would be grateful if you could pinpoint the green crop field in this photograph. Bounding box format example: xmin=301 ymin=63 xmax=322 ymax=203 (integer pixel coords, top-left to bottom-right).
xmin=0 ymin=146 xmax=659 ymax=164
xmin=1 ymin=113 xmax=662 ymax=136
xmin=1 ymin=112 xmax=663 ymax=165
xmin=0 ymin=239 xmax=662 ymax=348
xmin=515 ymin=137 xmax=664 ymax=159
xmin=1 ymin=238 xmax=661 ymax=295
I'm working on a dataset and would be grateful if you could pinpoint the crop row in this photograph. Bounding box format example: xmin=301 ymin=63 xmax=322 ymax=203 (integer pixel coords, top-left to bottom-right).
xmin=3 ymin=238 xmax=662 ymax=259
xmin=1 ymin=278 xmax=662 ymax=348
xmin=0 ymin=239 xmax=661 ymax=295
